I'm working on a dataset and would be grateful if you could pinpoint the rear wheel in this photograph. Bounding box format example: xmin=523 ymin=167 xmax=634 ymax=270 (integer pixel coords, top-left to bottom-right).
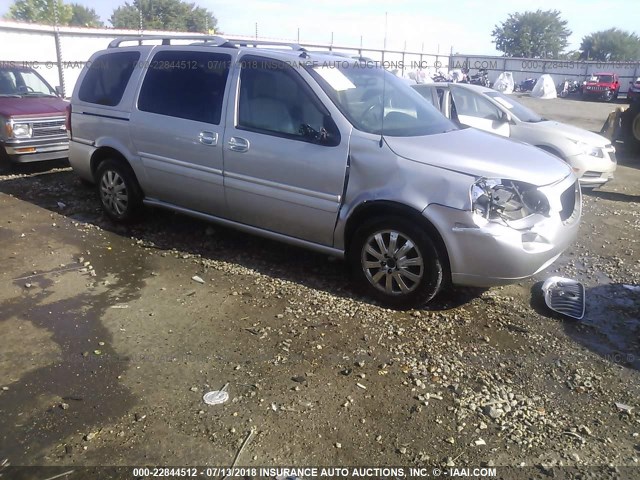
xmin=349 ymin=217 xmax=444 ymax=309
xmin=95 ymin=159 xmax=143 ymax=223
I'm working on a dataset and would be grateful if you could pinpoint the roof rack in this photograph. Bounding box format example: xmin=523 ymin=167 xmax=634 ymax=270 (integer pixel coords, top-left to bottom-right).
xmin=223 ymin=38 xmax=306 ymax=51
xmin=108 ymin=35 xmax=306 ymax=52
xmin=108 ymin=35 xmax=229 ymax=48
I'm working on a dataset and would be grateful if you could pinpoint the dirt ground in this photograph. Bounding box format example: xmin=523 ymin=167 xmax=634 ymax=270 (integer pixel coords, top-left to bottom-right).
xmin=1 ymin=95 xmax=639 ymax=479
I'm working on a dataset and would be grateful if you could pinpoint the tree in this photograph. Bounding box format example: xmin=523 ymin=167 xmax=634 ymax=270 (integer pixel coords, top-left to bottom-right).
xmin=110 ymin=0 xmax=218 ymax=33
xmin=579 ymin=28 xmax=640 ymax=61
xmin=6 ymin=0 xmax=73 ymax=25
xmin=69 ymin=3 xmax=103 ymax=27
xmin=492 ymin=10 xmax=571 ymax=58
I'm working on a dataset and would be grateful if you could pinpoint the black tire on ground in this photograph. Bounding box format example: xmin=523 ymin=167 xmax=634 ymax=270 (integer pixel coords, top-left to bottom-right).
xmin=95 ymin=158 xmax=143 ymax=223
xmin=0 ymin=147 xmax=13 ymax=174
xmin=603 ymin=90 xmax=614 ymax=102
xmin=621 ymin=103 xmax=640 ymax=153
xmin=349 ymin=216 xmax=444 ymax=309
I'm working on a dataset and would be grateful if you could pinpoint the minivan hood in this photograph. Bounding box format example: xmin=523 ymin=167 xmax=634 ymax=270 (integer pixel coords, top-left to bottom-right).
xmin=535 ymin=120 xmax=610 ymax=147
xmin=385 ymin=128 xmax=572 ymax=187
xmin=0 ymin=96 xmax=68 ymax=118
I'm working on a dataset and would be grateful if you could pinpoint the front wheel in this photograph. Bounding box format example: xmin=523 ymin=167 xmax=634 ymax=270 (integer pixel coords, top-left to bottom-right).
xmin=349 ymin=217 xmax=444 ymax=309
xmin=95 ymin=159 xmax=143 ymax=223
xmin=603 ymin=90 xmax=614 ymax=102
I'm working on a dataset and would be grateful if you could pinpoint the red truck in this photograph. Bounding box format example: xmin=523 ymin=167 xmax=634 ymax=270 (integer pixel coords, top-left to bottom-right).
xmin=0 ymin=63 xmax=69 ymax=172
xmin=581 ymin=72 xmax=620 ymax=102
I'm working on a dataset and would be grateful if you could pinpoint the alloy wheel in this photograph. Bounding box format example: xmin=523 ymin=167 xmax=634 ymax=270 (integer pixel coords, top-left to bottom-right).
xmin=100 ymin=169 xmax=128 ymax=217
xmin=361 ymin=230 xmax=424 ymax=295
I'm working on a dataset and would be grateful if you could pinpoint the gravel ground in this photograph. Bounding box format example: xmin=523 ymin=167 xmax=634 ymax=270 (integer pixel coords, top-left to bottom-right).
xmin=0 ymin=96 xmax=639 ymax=478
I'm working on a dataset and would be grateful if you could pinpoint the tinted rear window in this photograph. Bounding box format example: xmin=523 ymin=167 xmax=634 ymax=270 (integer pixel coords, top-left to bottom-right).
xmin=79 ymin=51 xmax=140 ymax=106
xmin=138 ymin=51 xmax=231 ymax=124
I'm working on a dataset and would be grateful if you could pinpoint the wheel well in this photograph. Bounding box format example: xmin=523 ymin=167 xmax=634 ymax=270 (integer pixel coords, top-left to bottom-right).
xmin=90 ymin=147 xmax=130 ymax=181
xmin=536 ymin=145 xmax=564 ymax=160
xmin=344 ymin=201 xmax=451 ymax=282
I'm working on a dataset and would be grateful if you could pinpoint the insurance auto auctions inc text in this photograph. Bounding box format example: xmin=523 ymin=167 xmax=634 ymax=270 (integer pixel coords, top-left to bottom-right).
xmin=255 ymin=467 xmax=498 ymax=477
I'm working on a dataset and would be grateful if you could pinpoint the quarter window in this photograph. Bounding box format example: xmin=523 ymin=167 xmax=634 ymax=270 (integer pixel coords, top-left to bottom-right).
xmin=79 ymin=51 xmax=140 ymax=106
xmin=138 ymin=51 xmax=231 ymax=124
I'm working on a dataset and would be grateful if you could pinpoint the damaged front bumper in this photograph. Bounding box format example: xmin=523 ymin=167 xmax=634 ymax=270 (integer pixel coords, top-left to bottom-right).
xmin=425 ymin=175 xmax=581 ymax=287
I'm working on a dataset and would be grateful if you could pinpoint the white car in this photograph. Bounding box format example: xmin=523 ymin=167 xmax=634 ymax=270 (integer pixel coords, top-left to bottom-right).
xmin=413 ymin=82 xmax=617 ymax=188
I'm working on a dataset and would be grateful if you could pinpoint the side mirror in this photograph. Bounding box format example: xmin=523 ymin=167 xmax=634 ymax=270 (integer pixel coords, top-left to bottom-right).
xmin=497 ymin=110 xmax=510 ymax=124
xmin=55 ymin=85 xmax=63 ymax=96
xmin=298 ymin=116 xmax=341 ymax=147
xmin=321 ymin=115 xmax=341 ymax=146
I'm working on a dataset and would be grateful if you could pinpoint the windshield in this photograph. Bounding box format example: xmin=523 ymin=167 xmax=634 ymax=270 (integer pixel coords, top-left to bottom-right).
xmin=589 ymin=74 xmax=613 ymax=83
xmin=0 ymin=68 xmax=56 ymax=97
xmin=485 ymin=91 xmax=543 ymax=123
xmin=306 ymin=62 xmax=454 ymax=137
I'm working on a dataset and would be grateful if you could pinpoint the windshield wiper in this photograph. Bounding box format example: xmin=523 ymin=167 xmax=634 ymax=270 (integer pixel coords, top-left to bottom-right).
xmin=23 ymin=92 xmax=57 ymax=97
xmin=0 ymin=94 xmax=22 ymax=98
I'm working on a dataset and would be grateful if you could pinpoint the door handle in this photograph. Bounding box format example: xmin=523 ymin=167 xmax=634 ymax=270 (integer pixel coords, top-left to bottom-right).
xmin=228 ymin=136 xmax=250 ymax=153
xmin=199 ymin=131 xmax=218 ymax=146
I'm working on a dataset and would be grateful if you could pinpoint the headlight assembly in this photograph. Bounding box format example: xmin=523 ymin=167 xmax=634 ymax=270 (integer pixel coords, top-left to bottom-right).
xmin=573 ymin=140 xmax=603 ymax=158
xmin=7 ymin=121 xmax=32 ymax=139
xmin=471 ymin=178 xmax=550 ymax=223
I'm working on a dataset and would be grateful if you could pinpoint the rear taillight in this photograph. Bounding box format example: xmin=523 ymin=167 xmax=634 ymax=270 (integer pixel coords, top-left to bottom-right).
xmin=65 ymin=104 xmax=72 ymax=137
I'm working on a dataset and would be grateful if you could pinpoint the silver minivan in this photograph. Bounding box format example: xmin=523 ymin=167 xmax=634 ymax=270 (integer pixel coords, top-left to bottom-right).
xmin=68 ymin=36 xmax=581 ymax=308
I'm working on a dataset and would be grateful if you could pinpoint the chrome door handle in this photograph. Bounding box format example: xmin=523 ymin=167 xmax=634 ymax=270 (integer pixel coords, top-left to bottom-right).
xmin=199 ymin=131 xmax=218 ymax=146
xmin=228 ymin=136 xmax=250 ymax=153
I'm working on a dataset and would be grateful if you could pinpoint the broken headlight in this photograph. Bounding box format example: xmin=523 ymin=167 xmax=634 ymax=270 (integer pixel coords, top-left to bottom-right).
xmin=471 ymin=178 xmax=550 ymax=222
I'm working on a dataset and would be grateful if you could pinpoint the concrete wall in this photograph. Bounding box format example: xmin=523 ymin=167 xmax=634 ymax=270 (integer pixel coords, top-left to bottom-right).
xmin=450 ymin=54 xmax=640 ymax=90
xmin=0 ymin=20 xmax=448 ymax=96
xmin=7 ymin=20 xmax=635 ymax=96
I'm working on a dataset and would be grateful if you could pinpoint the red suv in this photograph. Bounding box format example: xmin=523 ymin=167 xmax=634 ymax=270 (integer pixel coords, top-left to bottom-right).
xmin=0 ymin=63 xmax=69 ymax=171
xmin=581 ymin=72 xmax=620 ymax=102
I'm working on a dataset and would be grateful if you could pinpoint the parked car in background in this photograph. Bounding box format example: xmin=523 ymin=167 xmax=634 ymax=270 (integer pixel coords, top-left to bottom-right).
xmin=581 ymin=72 xmax=620 ymax=102
xmin=627 ymin=77 xmax=640 ymax=103
xmin=0 ymin=63 xmax=68 ymax=171
xmin=67 ymin=35 xmax=581 ymax=308
xmin=413 ymin=82 xmax=616 ymax=188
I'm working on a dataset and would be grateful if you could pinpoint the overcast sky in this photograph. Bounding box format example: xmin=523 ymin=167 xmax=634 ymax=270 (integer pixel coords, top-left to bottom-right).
xmin=0 ymin=0 xmax=638 ymax=55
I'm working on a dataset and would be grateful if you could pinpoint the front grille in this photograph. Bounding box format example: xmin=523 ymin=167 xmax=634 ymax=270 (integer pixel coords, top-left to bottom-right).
xmin=583 ymin=171 xmax=603 ymax=178
xmin=559 ymin=181 xmax=578 ymax=222
xmin=586 ymin=85 xmax=607 ymax=91
xmin=31 ymin=118 xmax=66 ymax=138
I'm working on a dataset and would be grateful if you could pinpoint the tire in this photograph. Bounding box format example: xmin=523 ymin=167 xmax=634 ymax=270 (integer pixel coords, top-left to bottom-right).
xmin=95 ymin=158 xmax=143 ymax=223
xmin=603 ymin=90 xmax=614 ymax=102
xmin=349 ymin=217 xmax=444 ymax=309
xmin=621 ymin=103 xmax=640 ymax=153
xmin=0 ymin=147 xmax=13 ymax=174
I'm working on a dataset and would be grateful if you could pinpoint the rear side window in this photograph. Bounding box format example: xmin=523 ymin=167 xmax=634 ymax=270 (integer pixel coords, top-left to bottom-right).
xmin=79 ymin=51 xmax=140 ymax=106
xmin=138 ymin=51 xmax=231 ymax=124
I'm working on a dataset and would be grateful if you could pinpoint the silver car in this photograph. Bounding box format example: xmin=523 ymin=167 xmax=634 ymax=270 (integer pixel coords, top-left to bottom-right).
xmin=67 ymin=36 xmax=581 ymax=308
xmin=412 ymin=82 xmax=616 ymax=188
